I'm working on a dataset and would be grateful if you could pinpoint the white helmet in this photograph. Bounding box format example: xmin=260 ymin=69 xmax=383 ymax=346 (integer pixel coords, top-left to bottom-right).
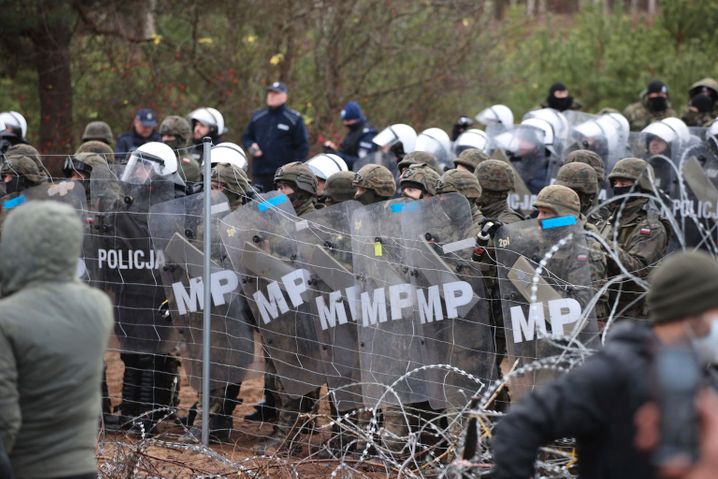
xmin=476 ymin=104 xmax=514 ymax=127
xmin=521 ymin=118 xmax=555 ymax=146
xmin=454 ymin=129 xmax=489 ymax=154
xmin=189 ymin=107 xmax=226 ymax=136
xmin=641 ymin=117 xmax=690 ymax=147
xmin=372 ymin=123 xmax=417 ymax=154
xmin=415 ymin=127 xmax=452 ymax=162
xmin=120 ymin=141 xmax=178 ymax=183
xmin=0 ymin=111 xmax=27 ymax=140
xmin=209 ymin=142 xmax=248 ymax=171
xmin=305 ymin=153 xmax=348 ymax=180
xmin=524 ymin=108 xmax=569 ymax=142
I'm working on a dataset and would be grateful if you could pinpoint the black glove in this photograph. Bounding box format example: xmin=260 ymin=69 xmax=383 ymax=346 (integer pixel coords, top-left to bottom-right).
xmin=478 ymin=218 xmax=503 ymax=238
xmin=451 ymin=115 xmax=474 ymax=141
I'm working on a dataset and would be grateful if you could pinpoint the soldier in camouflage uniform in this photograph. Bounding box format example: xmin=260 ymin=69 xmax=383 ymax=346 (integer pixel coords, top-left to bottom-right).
xmin=185 ymin=162 xmax=254 ymax=441
xmin=453 ymin=148 xmax=489 ymax=174
xmin=472 ymin=160 xmax=524 ymax=406
xmin=273 ymin=161 xmax=318 ymax=216
xmin=396 ymin=150 xmax=443 ymax=175
xmin=551 ymin=168 xmax=610 ymax=323
xmin=398 ymin=162 xmax=440 ymax=199
xmin=435 ymin=168 xmax=483 ymax=227
xmin=1 ymin=154 xmax=47 ymax=198
xmin=159 ymin=116 xmax=201 ymax=184
xmin=680 ymin=77 xmax=718 ymax=127
xmin=254 ymin=162 xmax=319 ymax=452
xmin=623 ymin=80 xmax=677 ymax=131
xmin=554 ymin=162 xmax=599 ymax=220
xmin=352 ymin=164 xmax=397 ymax=205
xmin=318 ymin=171 xmax=356 ymax=207
xmin=63 ymin=152 xmax=109 ymax=201
xmin=596 ymin=157 xmax=669 ymax=320
xmin=4 ymin=143 xmax=50 ymax=179
xmin=81 ymin=121 xmax=114 ymax=147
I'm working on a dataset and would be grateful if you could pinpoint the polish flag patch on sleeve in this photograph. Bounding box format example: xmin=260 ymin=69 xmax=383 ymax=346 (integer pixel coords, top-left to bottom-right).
xmin=639 ymin=228 xmax=652 ymax=235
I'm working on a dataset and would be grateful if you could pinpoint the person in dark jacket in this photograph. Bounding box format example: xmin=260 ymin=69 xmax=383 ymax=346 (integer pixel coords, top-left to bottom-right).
xmin=490 ymin=250 xmax=718 ymax=479
xmin=241 ymin=82 xmax=309 ymax=192
xmin=115 ymin=108 xmax=161 ymax=161
xmin=322 ymin=101 xmax=376 ymax=169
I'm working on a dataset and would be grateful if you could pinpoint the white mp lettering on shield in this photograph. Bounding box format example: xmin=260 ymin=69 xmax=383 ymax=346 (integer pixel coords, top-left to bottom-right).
xmin=510 ymin=298 xmax=582 ymax=344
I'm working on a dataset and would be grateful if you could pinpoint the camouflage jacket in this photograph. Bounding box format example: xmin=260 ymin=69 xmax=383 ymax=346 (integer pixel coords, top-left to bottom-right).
xmin=623 ymin=98 xmax=677 ymax=131
xmin=597 ymin=199 xmax=669 ymax=319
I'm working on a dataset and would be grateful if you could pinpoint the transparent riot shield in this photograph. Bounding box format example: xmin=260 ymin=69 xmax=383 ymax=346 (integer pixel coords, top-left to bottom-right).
xmin=219 ymin=191 xmax=326 ymax=397
xmin=90 ymin=170 xmax=179 ymax=354
xmin=351 ymin=198 xmax=428 ymax=407
xmin=678 ymin=145 xmax=718 ymax=251
xmin=295 ymin=200 xmax=363 ymax=412
xmin=495 ymin=125 xmax=551 ymax=195
xmin=148 ymin=192 xmax=254 ymax=392
xmin=495 ymin=218 xmax=600 ymax=400
xmin=400 ymin=193 xmax=497 ymax=409
xmin=563 ymin=110 xmax=597 ymax=129
xmin=1 ymin=180 xmax=89 ymax=278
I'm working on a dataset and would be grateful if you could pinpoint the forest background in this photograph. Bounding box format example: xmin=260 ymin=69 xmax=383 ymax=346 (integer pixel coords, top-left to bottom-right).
xmin=1 ymin=0 xmax=715 ymax=155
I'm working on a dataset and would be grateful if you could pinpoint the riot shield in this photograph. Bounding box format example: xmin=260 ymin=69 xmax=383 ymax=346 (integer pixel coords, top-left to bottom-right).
xmin=90 ymin=170 xmax=180 ymax=354
xmin=0 ymin=180 xmax=89 ymax=278
xmin=219 ymin=191 xmax=326 ymax=397
xmin=678 ymin=145 xmax=718 ymax=250
xmin=495 ymin=124 xmax=551 ymax=194
xmin=148 ymin=192 xmax=254 ymax=392
xmin=400 ymin=193 xmax=496 ymax=409
xmin=495 ymin=218 xmax=600 ymax=399
xmin=351 ymin=198 xmax=428 ymax=407
xmin=295 ymin=200 xmax=364 ymax=411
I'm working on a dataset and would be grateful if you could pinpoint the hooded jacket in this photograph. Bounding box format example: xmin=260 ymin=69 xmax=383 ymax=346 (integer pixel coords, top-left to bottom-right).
xmin=0 ymin=201 xmax=113 ymax=478
xmin=491 ymin=321 xmax=655 ymax=479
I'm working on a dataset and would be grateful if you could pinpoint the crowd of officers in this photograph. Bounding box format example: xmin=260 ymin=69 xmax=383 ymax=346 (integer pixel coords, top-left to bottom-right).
xmin=1 ymin=77 xmax=717 ymax=476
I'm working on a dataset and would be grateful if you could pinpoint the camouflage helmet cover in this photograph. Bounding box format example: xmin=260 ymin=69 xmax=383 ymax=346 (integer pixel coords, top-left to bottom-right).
xmin=5 ymin=143 xmax=44 ymax=173
xmin=322 ymin=171 xmax=356 ymax=203
xmin=454 ymin=148 xmax=489 ymax=172
xmin=554 ymin=162 xmax=598 ymax=195
xmin=564 ymin=149 xmax=605 ymax=180
xmin=436 ymin=168 xmax=482 ymax=199
xmin=81 ymin=121 xmax=114 ymax=144
xmin=399 ymin=163 xmax=441 ymax=196
xmin=475 ymin=159 xmax=514 ymax=192
xmin=534 ymin=184 xmax=581 ymax=217
xmin=212 ymin=163 xmax=250 ymax=197
xmin=397 ymin=150 xmax=442 ymax=173
xmin=75 ymin=140 xmax=115 ymax=159
xmin=159 ymin=115 xmax=192 ymax=144
xmin=608 ymin=156 xmax=655 ymax=192
xmin=274 ymin=161 xmax=318 ymax=195
xmin=1 ymin=155 xmax=46 ymax=185
xmin=352 ymin=164 xmax=396 ymax=197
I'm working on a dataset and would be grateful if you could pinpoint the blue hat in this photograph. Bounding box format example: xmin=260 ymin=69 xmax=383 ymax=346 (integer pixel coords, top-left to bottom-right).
xmin=340 ymin=101 xmax=363 ymax=121
xmin=266 ymin=81 xmax=288 ymax=94
xmin=136 ymin=108 xmax=158 ymax=128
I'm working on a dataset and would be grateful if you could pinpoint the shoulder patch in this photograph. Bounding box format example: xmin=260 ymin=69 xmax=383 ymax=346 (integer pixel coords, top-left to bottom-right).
xmin=639 ymin=228 xmax=652 ymax=235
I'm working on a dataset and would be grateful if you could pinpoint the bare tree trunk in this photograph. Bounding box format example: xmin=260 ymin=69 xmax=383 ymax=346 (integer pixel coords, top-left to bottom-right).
xmin=30 ymin=4 xmax=74 ymax=173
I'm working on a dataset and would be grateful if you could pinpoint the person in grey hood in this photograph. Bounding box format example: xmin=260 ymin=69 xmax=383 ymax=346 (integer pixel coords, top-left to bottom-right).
xmin=0 ymin=201 xmax=114 ymax=479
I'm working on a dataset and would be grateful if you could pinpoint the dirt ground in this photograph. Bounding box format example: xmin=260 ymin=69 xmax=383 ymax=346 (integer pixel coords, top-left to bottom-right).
xmin=100 ymin=337 xmax=390 ymax=478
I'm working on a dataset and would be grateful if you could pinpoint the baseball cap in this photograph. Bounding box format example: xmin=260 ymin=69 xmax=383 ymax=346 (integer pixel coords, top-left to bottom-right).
xmin=266 ymin=81 xmax=288 ymax=94
xmin=647 ymin=80 xmax=668 ymax=95
xmin=136 ymin=108 xmax=158 ymax=128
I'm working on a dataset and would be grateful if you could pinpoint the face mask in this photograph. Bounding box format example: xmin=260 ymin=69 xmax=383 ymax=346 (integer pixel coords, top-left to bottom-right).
xmin=612 ymin=185 xmax=634 ymax=198
xmin=548 ymin=95 xmax=574 ymax=112
xmin=690 ymin=319 xmax=718 ymax=365
xmin=647 ymin=96 xmax=668 ymax=112
xmin=355 ymin=189 xmax=380 ymax=205
xmin=4 ymin=176 xmax=27 ymax=195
